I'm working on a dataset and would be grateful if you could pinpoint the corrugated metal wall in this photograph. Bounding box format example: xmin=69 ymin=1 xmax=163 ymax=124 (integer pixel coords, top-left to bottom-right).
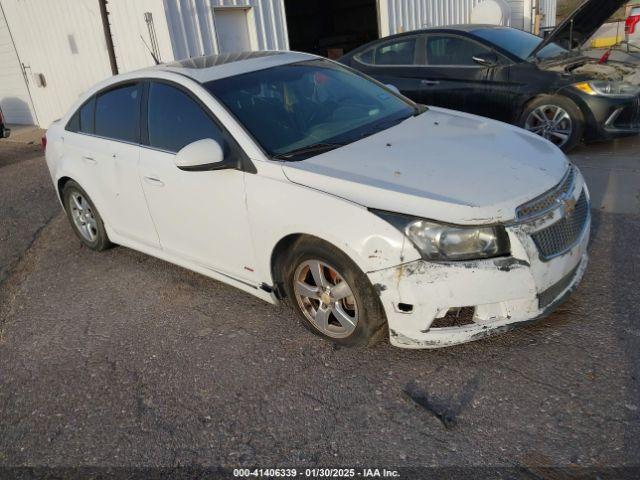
xmin=539 ymin=0 xmax=556 ymax=28
xmin=0 ymin=0 xmax=112 ymax=127
xmin=107 ymin=0 xmax=175 ymax=73
xmin=163 ymin=0 xmax=288 ymax=59
xmin=0 ymin=3 xmax=36 ymax=124
xmin=381 ymin=0 xmax=556 ymax=35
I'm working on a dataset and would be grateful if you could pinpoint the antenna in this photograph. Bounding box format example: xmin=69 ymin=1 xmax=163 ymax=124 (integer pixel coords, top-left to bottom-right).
xmin=140 ymin=35 xmax=160 ymax=65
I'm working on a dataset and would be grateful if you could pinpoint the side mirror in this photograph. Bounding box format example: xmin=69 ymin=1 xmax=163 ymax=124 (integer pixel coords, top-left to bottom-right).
xmin=472 ymin=52 xmax=499 ymax=68
xmin=385 ymin=84 xmax=401 ymax=95
xmin=174 ymin=138 xmax=231 ymax=172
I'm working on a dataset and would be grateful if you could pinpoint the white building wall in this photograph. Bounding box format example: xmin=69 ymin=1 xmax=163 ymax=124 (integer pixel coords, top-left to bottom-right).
xmin=0 ymin=3 xmax=36 ymax=124
xmin=539 ymin=0 xmax=556 ymax=28
xmin=379 ymin=0 xmax=556 ymax=36
xmin=0 ymin=0 xmax=112 ymax=127
xmin=163 ymin=0 xmax=288 ymax=59
xmin=107 ymin=0 xmax=175 ymax=73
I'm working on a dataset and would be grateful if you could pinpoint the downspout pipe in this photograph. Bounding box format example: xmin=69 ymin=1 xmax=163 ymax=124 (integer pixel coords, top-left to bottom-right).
xmin=98 ymin=0 xmax=118 ymax=75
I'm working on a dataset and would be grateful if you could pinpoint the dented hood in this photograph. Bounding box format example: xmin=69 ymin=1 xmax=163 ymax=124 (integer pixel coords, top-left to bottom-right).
xmin=531 ymin=0 xmax=626 ymax=57
xmin=282 ymin=107 xmax=569 ymax=225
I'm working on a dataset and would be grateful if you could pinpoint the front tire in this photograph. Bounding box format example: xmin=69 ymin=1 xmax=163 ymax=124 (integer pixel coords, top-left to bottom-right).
xmin=518 ymin=95 xmax=584 ymax=152
xmin=62 ymin=180 xmax=112 ymax=251
xmin=282 ymin=237 xmax=387 ymax=347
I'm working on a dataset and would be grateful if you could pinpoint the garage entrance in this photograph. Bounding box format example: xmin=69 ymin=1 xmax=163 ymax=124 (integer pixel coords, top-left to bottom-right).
xmin=284 ymin=0 xmax=379 ymax=59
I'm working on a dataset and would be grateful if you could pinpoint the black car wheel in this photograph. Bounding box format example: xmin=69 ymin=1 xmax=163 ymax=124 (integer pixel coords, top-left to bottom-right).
xmin=519 ymin=95 xmax=584 ymax=152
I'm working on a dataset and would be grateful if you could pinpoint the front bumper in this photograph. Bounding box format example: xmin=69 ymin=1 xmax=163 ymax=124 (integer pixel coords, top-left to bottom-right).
xmin=369 ymin=169 xmax=591 ymax=349
xmin=577 ymin=93 xmax=640 ymax=141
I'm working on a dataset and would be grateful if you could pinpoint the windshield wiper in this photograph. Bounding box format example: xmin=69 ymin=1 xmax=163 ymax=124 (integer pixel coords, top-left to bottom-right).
xmin=414 ymin=104 xmax=428 ymax=116
xmin=272 ymin=142 xmax=345 ymax=161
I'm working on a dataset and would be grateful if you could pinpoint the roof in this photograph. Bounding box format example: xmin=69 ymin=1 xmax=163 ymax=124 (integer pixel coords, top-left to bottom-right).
xmin=153 ymin=51 xmax=318 ymax=83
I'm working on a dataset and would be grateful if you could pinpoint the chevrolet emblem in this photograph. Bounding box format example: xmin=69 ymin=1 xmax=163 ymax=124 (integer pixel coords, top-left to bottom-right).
xmin=562 ymin=197 xmax=577 ymax=216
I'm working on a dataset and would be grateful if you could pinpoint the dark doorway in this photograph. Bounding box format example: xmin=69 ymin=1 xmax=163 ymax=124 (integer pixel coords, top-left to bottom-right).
xmin=284 ymin=0 xmax=379 ymax=59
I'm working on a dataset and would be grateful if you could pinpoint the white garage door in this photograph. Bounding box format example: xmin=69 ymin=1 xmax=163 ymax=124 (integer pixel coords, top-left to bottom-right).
xmin=0 ymin=6 xmax=36 ymax=125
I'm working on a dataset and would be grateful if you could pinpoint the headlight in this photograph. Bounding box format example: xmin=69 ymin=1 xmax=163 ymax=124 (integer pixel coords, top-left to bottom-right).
xmin=574 ymin=81 xmax=640 ymax=98
xmin=372 ymin=211 xmax=510 ymax=262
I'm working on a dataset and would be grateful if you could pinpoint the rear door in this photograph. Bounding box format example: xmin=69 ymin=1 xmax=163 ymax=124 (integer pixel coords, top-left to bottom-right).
xmin=420 ymin=33 xmax=514 ymax=119
xmin=91 ymin=82 xmax=160 ymax=248
xmin=350 ymin=35 xmax=426 ymax=103
xmin=138 ymin=80 xmax=256 ymax=282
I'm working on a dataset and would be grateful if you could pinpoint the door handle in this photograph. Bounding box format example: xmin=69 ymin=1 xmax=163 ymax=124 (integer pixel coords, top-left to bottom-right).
xmin=421 ymin=80 xmax=440 ymax=86
xmin=143 ymin=176 xmax=165 ymax=187
xmin=82 ymin=156 xmax=96 ymax=164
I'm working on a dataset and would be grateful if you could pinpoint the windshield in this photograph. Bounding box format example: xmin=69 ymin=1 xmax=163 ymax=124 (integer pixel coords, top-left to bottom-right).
xmin=205 ymin=59 xmax=415 ymax=159
xmin=471 ymin=27 xmax=569 ymax=61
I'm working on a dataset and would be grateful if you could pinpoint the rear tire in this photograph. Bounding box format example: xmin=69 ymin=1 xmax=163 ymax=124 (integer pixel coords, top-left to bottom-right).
xmin=281 ymin=237 xmax=387 ymax=347
xmin=518 ymin=95 xmax=584 ymax=152
xmin=62 ymin=180 xmax=112 ymax=251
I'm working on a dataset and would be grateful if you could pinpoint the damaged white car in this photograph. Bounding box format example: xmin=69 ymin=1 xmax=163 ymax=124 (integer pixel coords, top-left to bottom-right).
xmin=45 ymin=51 xmax=590 ymax=349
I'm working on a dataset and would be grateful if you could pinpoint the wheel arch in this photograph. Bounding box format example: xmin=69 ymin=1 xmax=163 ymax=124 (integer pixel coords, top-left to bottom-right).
xmin=56 ymin=176 xmax=73 ymax=206
xmin=270 ymin=233 xmax=358 ymax=299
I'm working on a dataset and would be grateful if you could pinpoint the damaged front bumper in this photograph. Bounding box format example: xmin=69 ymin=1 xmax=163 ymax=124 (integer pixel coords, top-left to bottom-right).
xmin=369 ymin=170 xmax=591 ymax=349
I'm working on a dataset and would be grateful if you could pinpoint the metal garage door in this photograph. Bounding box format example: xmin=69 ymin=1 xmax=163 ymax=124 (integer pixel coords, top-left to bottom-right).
xmin=0 ymin=5 xmax=36 ymax=125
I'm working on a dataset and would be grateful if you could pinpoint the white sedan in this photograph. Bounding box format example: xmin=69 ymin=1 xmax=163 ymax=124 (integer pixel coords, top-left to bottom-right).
xmin=44 ymin=51 xmax=590 ymax=349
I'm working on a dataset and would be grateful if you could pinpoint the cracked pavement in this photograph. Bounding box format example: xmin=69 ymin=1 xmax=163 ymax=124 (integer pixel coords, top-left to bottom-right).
xmin=0 ymin=135 xmax=639 ymax=469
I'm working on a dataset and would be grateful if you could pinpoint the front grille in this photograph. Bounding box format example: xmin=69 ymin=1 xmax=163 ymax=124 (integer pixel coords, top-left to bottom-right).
xmin=613 ymin=96 xmax=640 ymax=129
xmin=516 ymin=166 xmax=575 ymax=221
xmin=538 ymin=263 xmax=580 ymax=310
xmin=531 ymin=190 xmax=589 ymax=260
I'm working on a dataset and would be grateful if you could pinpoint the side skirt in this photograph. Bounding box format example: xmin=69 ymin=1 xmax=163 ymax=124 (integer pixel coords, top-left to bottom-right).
xmin=106 ymin=226 xmax=279 ymax=306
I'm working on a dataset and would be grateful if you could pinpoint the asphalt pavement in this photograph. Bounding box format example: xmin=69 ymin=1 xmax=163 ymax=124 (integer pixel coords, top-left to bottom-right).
xmin=0 ymin=132 xmax=639 ymax=473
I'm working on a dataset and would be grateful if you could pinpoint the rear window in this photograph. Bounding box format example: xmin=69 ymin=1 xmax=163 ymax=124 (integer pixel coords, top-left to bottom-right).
xmin=94 ymin=84 xmax=140 ymax=143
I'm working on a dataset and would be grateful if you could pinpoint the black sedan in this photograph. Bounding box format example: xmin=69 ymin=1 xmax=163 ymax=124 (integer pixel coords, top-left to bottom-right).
xmin=341 ymin=0 xmax=639 ymax=152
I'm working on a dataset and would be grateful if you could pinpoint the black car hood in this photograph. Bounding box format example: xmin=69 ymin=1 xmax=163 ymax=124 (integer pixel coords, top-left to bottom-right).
xmin=531 ymin=0 xmax=626 ymax=57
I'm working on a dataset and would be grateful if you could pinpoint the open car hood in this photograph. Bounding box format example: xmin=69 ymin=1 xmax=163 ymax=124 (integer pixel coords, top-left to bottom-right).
xmin=530 ymin=0 xmax=626 ymax=58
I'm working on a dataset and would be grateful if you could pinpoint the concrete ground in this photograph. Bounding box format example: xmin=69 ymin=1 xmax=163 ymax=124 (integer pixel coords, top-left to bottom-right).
xmin=0 ymin=132 xmax=639 ymax=473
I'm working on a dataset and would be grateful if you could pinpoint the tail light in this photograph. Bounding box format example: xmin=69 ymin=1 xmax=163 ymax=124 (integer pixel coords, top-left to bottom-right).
xmin=41 ymin=134 xmax=47 ymax=151
xmin=626 ymin=15 xmax=640 ymax=35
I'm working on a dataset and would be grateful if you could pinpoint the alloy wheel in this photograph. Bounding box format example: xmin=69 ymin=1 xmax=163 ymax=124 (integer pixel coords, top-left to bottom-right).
xmin=69 ymin=191 xmax=98 ymax=242
xmin=293 ymin=260 xmax=358 ymax=339
xmin=524 ymin=105 xmax=573 ymax=148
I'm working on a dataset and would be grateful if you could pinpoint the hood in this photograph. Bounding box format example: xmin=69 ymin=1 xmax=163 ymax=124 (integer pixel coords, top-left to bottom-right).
xmin=282 ymin=108 xmax=569 ymax=225
xmin=531 ymin=0 xmax=626 ymax=57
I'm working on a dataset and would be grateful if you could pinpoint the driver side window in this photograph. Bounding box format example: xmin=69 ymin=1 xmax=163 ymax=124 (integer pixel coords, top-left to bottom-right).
xmin=146 ymin=82 xmax=225 ymax=154
xmin=425 ymin=35 xmax=492 ymax=66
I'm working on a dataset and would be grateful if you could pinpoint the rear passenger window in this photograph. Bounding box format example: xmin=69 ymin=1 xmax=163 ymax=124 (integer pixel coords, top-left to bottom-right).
xmin=95 ymin=84 xmax=140 ymax=142
xmin=66 ymin=112 xmax=80 ymax=132
xmin=79 ymin=99 xmax=95 ymax=134
xmin=65 ymin=98 xmax=95 ymax=134
xmin=356 ymin=38 xmax=417 ymax=65
xmin=147 ymin=82 xmax=225 ymax=153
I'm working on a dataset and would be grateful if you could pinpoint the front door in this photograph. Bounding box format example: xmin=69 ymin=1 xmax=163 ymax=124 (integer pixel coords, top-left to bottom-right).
xmin=420 ymin=34 xmax=514 ymax=120
xmin=138 ymin=81 xmax=256 ymax=282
